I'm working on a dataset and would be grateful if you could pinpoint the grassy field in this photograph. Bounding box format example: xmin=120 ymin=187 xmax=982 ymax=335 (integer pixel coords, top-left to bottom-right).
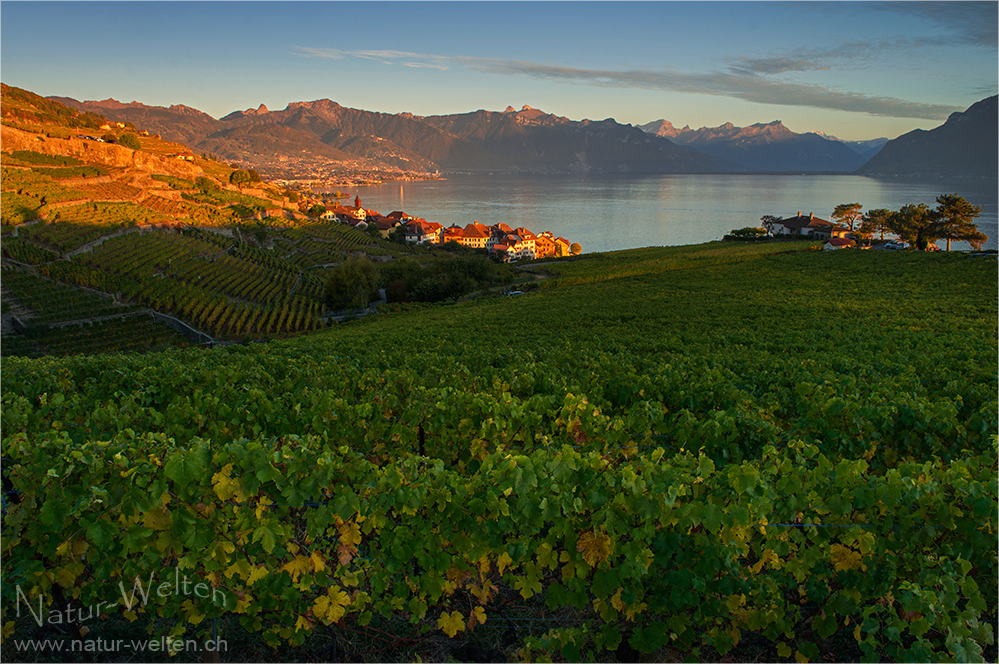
xmin=2 ymin=242 xmax=995 ymax=662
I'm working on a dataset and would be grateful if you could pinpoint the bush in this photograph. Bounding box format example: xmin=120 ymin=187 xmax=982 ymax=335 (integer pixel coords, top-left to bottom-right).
xmin=725 ymin=227 xmax=768 ymax=241
xmin=118 ymin=133 xmax=141 ymax=150
xmin=195 ymin=176 xmax=220 ymax=193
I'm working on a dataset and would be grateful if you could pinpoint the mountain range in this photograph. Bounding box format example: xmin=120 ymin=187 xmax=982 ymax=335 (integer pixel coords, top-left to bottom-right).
xmin=50 ymin=92 xmax=996 ymax=180
xmin=637 ymin=119 xmax=887 ymax=172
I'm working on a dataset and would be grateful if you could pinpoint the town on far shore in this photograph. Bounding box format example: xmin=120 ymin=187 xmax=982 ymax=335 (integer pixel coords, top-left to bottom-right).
xmin=300 ymin=193 xmax=581 ymax=261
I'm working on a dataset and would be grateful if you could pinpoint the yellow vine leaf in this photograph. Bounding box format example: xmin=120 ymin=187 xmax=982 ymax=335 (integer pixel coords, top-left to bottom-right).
xmin=610 ymin=588 xmax=625 ymax=612
xmin=225 ymin=559 xmax=250 ymax=580
xmin=2 ymin=620 xmax=15 ymax=640
xmin=313 ymin=586 xmax=350 ymax=624
xmin=255 ymin=496 xmax=273 ymax=520
xmin=468 ymin=606 xmax=487 ymax=630
xmin=294 ymin=614 xmax=313 ymax=633
xmin=181 ymin=599 xmax=206 ymax=625
xmin=794 ymin=649 xmax=810 ymax=663
xmin=281 ymin=555 xmax=314 ymax=583
xmin=777 ymin=642 xmax=792 ymax=658
xmin=339 ymin=521 xmax=362 ymax=547
xmin=311 ymin=551 xmax=326 ymax=574
xmin=624 ymin=601 xmax=647 ymax=621
xmin=247 ymin=565 xmax=269 ymax=585
xmin=577 ymin=529 xmax=614 ymax=567
xmin=497 ymin=552 xmax=513 ymax=575
xmin=438 ymin=610 xmax=465 ymax=638
xmin=469 ymin=579 xmax=496 ymax=604
xmin=829 ymin=544 xmax=866 ymax=572
xmin=752 ymin=549 xmax=781 ymax=574
xmin=212 ymin=464 xmax=237 ymax=501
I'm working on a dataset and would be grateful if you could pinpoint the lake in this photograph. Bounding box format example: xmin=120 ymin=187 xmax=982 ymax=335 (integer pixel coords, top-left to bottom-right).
xmin=326 ymin=174 xmax=998 ymax=253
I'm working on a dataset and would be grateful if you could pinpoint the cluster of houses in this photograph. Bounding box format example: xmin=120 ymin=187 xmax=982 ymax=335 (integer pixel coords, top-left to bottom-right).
xmin=318 ymin=195 xmax=578 ymax=261
xmin=768 ymin=212 xmax=857 ymax=250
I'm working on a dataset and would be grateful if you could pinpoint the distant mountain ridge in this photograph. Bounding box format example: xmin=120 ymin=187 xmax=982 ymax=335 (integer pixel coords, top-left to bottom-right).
xmin=56 ymin=97 xmax=720 ymax=177
xmin=637 ymin=118 xmax=874 ymax=172
xmin=856 ymin=95 xmax=998 ymax=178
xmin=50 ymin=92 xmax=996 ymax=179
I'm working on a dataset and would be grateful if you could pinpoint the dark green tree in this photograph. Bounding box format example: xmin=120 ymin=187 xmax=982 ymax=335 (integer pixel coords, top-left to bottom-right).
xmin=325 ymin=255 xmax=379 ymax=310
xmin=831 ymin=203 xmax=863 ymax=231
xmin=229 ymin=169 xmax=251 ymax=188
xmin=860 ymin=208 xmax=893 ymax=242
xmin=934 ymin=193 xmax=986 ymax=251
xmin=888 ymin=203 xmax=939 ymax=250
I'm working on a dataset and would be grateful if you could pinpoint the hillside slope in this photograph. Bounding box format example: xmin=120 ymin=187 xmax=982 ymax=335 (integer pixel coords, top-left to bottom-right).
xmin=856 ymin=95 xmax=998 ymax=178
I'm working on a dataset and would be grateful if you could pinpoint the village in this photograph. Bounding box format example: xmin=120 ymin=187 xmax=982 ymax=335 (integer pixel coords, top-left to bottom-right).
xmin=305 ymin=193 xmax=581 ymax=261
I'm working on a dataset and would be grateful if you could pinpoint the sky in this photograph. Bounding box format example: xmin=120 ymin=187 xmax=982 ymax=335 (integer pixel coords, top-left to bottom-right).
xmin=1 ymin=1 xmax=996 ymax=141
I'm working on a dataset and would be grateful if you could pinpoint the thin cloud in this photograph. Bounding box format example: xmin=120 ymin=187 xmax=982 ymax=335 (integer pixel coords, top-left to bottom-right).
xmin=404 ymin=62 xmax=449 ymax=71
xmin=871 ymin=1 xmax=998 ymax=48
xmin=291 ymin=46 xmax=962 ymax=120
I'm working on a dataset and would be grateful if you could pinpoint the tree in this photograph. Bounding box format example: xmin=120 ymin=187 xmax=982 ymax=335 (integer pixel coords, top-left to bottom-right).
xmin=860 ymin=208 xmax=893 ymax=241
xmin=888 ymin=203 xmax=940 ymax=251
xmin=229 ymin=169 xmax=251 ymax=189
xmin=831 ymin=203 xmax=863 ymax=231
xmin=760 ymin=215 xmax=781 ymax=236
xmin=934 ymin=193 xmax=986 ymax=251
xmin=308 ymin=204 xmax=326 ymax=218
xmin=325 ymin=255 xmax=379 ymax=310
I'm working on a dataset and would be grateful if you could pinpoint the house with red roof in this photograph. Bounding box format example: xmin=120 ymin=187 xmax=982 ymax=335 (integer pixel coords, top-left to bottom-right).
xmin=534 ymin=233 xmax=556 ymax=259
xmin=460 ymin=222 xmax=490 ymax=248
xmin=823 ymin=237 xmax=856 ymax=251
xmin=404 ymin=219 xmax=443 ymax=244
xmin=774 ymin=212 xmax=835 ymax=239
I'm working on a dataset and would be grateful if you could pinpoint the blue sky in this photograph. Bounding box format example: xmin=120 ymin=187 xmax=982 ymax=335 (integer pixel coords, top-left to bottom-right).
xmin=2 ymin=1 xmax=996 ymax=140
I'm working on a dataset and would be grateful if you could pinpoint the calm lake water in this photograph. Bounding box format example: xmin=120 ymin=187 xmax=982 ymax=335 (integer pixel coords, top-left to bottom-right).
xmin=330 ymin=174 xmax=998 ymax=253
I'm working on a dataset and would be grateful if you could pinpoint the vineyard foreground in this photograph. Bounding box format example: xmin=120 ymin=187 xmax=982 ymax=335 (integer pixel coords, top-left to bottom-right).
xmin=2 ymin=242 xmax=997 ymax=662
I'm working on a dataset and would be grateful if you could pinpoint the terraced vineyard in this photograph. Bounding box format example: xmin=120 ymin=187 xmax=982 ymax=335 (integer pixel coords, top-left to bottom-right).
xmin=0 ymin=266 xmax=190 ymax=357
xmin=15 ymin=201 xmax=171 ymax=253
xmin=2 ymin=244 xmax=995 ymax=663
xmin=38 ymin=230 xmax=327 ymax=338
xmin=4 ymin=315 xmax=191 ymax=358
xmin=1 ymin=267 xmax=140 ymax=325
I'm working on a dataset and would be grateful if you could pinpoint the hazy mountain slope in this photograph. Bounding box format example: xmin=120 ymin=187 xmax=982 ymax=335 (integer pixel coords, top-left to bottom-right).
xmin=53 ymin=96 xmax=221 ymax=146
xmin=639 ymin=119 xmax=868 ymax=172
xmin=422 ymin=106 xmax=720 ymax=173
xmin=856 ymin=95 xmax=998 ymax=178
